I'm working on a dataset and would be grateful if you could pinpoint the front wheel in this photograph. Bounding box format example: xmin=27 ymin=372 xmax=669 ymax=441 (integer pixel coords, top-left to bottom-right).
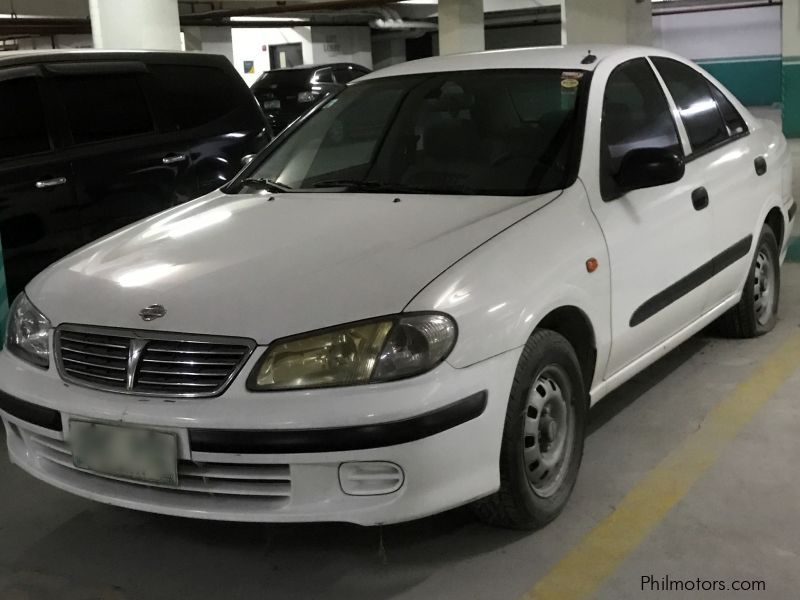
xmin=715 ymin=224 xmax=780 ymax=338
xmin=472 ymin=329 xmax=587 ymax=530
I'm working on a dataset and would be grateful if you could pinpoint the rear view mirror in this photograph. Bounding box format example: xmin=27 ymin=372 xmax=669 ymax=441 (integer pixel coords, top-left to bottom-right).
xmin=614 ymin=147 xmax=685 ymax=195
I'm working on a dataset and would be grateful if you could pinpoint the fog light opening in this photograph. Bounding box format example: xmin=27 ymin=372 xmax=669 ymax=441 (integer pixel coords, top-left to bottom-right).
xmin=338 ymin=461 xmax=405 ymax=496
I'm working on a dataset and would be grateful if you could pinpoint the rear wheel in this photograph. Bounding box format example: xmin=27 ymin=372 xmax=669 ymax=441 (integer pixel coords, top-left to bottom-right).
xmin=715 ymin=224 xmax=780 ymax=338
xmin=472 ymin=329 xmax=587 ymax=530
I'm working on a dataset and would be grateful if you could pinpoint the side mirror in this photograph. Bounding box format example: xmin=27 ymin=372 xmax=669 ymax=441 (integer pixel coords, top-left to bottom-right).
xmin=241 ymin=154 xmax=256 ymax=168
xmin=614 ymin=147 xmax=685 ymax=194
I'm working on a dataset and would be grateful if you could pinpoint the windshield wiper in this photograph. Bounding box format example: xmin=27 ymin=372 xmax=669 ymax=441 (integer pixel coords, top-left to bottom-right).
xmin=241 ymin=178 xmax=293 ymax=193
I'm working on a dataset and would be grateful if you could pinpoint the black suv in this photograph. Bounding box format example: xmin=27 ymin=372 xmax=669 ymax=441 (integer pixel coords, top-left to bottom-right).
xmin=251 ymin=63 xmax=370 ymax=133
xmin=0 ymin=50 xmax=270 ymax=299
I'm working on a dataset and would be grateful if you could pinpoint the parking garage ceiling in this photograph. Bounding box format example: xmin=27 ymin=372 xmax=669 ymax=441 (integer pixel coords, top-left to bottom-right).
xmin=0 ymin=0 xmax=783 ymax=40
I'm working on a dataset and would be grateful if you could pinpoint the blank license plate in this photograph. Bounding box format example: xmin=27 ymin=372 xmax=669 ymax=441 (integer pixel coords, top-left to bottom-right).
xmin=263 ymin=99 xmax=281 ymax=109
xmin=70 ymin=421 xmax=178 ymax=486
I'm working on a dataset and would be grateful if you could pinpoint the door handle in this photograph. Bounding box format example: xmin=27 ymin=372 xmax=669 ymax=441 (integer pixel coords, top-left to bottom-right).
xmin=754 ymin=156 xmax=767 ymax=176
xmin=35 ymin=177 xmax=68 ymax=189
xmin=691 ymin=186 xmax=709 ymax=211
xmin=162 ymin=153 xmax=187 ymax=165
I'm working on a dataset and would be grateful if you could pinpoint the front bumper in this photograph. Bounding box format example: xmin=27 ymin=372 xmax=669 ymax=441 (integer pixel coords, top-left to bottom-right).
xmin=0 ymin=346 xmax=520 ymax=525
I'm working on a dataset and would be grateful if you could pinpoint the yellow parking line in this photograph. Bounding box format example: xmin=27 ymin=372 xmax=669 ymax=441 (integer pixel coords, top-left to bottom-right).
xmin=524 ymin=330 xmax=800 ymax=600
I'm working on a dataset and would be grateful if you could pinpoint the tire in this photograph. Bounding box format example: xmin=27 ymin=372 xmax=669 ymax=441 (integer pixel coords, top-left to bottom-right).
xmin=472 ymin=329 xmax=587 ymax=530
xmin=715 ymin=224 xmax=780 ymax=338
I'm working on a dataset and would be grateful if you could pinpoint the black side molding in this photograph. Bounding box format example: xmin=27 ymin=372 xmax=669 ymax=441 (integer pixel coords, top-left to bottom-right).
xmin=789 ymin=202 xmax=797 ymax=222
xmin=0 ymin=390 xmax=63 ymax=431
xmin=630 ymin=235 xmax=753 ymax=327
xmin=189 ymin=390 xmax=488 ymax=454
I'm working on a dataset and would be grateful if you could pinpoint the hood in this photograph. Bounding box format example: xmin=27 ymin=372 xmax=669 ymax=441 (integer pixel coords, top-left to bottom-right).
xmin=29 ymin=189 xmax=558 ymax=344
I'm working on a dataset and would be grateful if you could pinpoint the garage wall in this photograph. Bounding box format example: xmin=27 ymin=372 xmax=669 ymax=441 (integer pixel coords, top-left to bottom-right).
xmin=183 ymin=27 xmax=234 ymax=65
xmin=310 ymin=26 xmax=373 ymax=69
xmin=783 ymin=0 xmax=800 ymax=137
xmin=652 ymin=5 xmax=781 ymax=106
xmin=485 ymin=23 xmax=561 ymax=50
xmin=231 ymin=27 xmax=313 ymax=86
xmin=372 ymin=36 xmax=407 ymax=70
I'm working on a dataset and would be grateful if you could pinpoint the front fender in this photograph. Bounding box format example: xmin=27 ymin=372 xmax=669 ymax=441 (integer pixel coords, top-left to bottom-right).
xmin=405 ymin=184 xmax=611 ymax=388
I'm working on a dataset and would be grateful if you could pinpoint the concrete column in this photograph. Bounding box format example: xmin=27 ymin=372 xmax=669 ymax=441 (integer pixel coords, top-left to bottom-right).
xmin=438 ymin=0 xmax=484 ymax=55
xmin=782 ymin=0 xmax=800 ymax=137
xmin=564 ymin=0 xmax=652 ymax=46
xmin=183 ymin=27 xmax=234 ymax=65
xmin=89 ymin=0 xmax=181 ymax=50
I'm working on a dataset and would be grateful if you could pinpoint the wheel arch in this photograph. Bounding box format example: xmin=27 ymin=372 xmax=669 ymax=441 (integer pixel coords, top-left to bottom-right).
xmin=764 ymin=206 xmax=784 ymax=251
xmin=535 ymin=305 xmax=597 ymax=397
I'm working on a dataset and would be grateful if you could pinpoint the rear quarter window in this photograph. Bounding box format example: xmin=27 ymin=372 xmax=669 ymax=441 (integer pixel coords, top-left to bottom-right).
xmin=149 ymin=64 xmax=237 ymax=130
xmin=651 ymin=57 xmax=730 ymax=155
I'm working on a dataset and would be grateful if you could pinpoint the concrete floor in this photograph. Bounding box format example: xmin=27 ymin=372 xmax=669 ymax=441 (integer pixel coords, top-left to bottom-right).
xmin=1 ymin=113 xmax=799 ymax=599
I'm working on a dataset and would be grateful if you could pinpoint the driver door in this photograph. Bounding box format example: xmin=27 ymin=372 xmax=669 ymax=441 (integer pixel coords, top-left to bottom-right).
xmin=587 ymin=58 xmax=715 ymax=377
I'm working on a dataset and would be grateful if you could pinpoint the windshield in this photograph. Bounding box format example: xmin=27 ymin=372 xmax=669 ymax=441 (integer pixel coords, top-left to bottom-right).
xmin=251 ymin=70 xmax=312 ymax=91
xmin=237 ymin=69 xmax=587 ymax=196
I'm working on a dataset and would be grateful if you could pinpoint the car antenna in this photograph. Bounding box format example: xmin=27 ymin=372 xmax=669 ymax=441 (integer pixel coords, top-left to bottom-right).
xmin=581 ymin=50 xmax=597 ymax=65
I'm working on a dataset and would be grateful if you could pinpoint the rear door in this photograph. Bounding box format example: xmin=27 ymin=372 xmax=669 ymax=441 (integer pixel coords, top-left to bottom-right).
xmin=0 ymin=67 xmax=80 ymax=298
xmin=47 ymin=62 xmax=194 ymax=243
xmin=651 ymin=57 xmax=764 ymax=305
xmin=147 ymin=60 xmax=269 ymax=196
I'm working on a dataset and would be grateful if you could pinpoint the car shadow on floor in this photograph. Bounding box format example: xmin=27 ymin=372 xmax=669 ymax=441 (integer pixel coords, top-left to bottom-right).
xmin=587 ymin=333 xmax=710 ymax=436
xmin=2 ymin=334 xmax=713 ymax=600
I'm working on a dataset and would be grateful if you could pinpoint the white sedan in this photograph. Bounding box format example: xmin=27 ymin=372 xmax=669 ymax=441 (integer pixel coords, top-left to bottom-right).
xmin=0 ymin=45 xmax=794 ymax=529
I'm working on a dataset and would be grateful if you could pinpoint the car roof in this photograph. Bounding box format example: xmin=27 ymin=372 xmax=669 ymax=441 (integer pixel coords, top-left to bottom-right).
xmin=359 ymin=44 xmax=685 ymax=81
xmin=0 ymin=49 xmax=229 ymax=68
xmin=266 ymin=62 xmax=368 ymax=73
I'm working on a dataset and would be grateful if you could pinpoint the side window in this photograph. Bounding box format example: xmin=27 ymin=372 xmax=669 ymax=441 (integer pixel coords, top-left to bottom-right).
xmin=601 ymin=58 xmax=682 ymax=199
xmin=0 ymin=77 xmax=51 ymax=160
xmin=314 ymin=69 xmax=333 ymax=84
xmin=651 ymin=57 xmax=729 ymax=154
xmin=56 ymin=74 xmax=154 ymax=144
xmin=333 ymin=67 xmax=360 ymax=84
xmin=709 ymin=85 xmax=747 ymax=136
xmin=148 ymin=64 xmax=237 ymax=130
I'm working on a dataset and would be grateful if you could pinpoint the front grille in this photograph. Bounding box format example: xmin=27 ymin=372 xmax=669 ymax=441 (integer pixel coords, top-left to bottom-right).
xmin=55 ymin=325 xmax=256 ymax=398
xmin=26 ymin=432 xmax=292 ymax=503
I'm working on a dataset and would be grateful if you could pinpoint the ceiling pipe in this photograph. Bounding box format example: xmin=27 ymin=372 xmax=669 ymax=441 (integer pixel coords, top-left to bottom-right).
xmin=370 ymin=18 xmax=437 ymax=30
xmin=0 ymin=17 xmax=90 ymax=36
xmin=182 ymin=0 xmax=396 ymax=22
xmin=653 ymin=0 xmax=781 ymax=15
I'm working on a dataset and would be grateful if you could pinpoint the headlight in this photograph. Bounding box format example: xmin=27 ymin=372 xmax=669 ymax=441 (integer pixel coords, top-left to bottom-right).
xmin=5 ymin=293 xmax=51 ymax=368
xmin=247 ymin=313 xmax=457 ymax=390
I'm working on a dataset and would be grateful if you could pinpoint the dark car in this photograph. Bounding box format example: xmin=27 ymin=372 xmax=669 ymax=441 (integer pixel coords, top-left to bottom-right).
xmin=0 ymin=50 xmax=270 ymax=299
xmin=251 ymin=62 xmax=371 ymax=133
